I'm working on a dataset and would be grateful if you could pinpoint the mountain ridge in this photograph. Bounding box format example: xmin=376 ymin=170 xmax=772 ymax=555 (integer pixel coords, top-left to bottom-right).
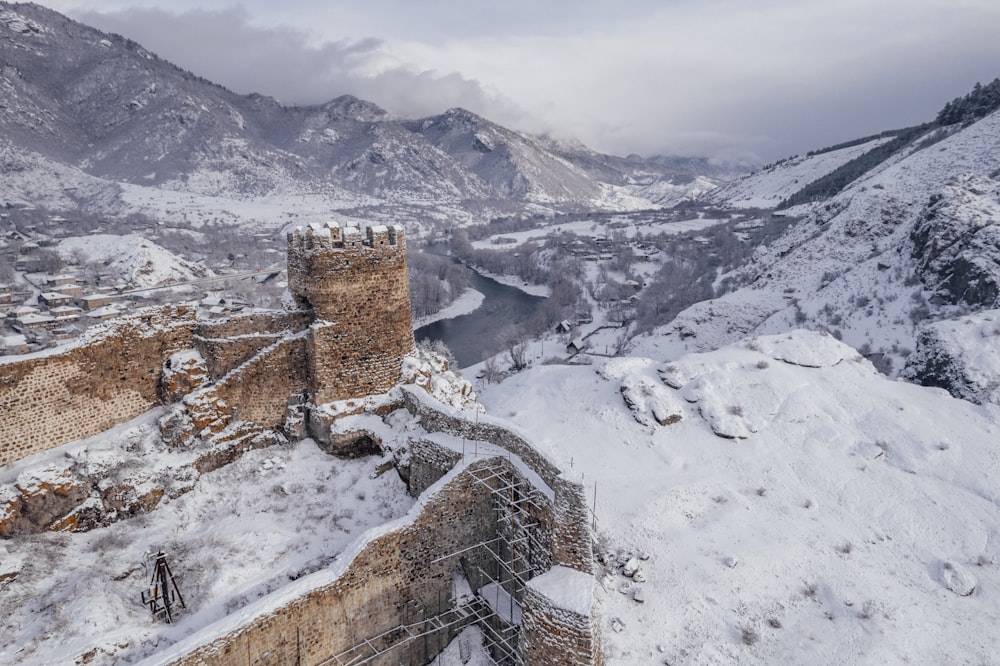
xmin=0 ymin=2 xmax=717 ymax=228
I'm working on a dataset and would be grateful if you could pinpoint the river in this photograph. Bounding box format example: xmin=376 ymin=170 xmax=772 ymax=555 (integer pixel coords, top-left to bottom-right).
xmin=414 ymin=256 xmax=545 ymax=369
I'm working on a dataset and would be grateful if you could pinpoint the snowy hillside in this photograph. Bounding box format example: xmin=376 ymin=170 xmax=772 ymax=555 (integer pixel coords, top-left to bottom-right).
xmin=635 ymin=109 xmax=1000 ymax=379
xmin=0 ymin=3 xmax=718 ymax=231
xmin=475 ymin=330 xmax=1000 ymax=665
xmin=904 ymin=309 xmax=1000 ymax=406
xmin=55 ymin=235 xmax=212 ymax=288
xmin=626 ymin=174 xmax=718 ymax=207
xmin=704 ymin=137 xmax=892 ymax=209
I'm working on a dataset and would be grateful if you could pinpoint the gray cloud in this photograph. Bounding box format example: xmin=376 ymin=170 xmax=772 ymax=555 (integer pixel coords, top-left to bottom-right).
xmin=60 ymin=1 xmax=1000 ymax=162
xmin=73 ymin=6 xmax=528 ymax=122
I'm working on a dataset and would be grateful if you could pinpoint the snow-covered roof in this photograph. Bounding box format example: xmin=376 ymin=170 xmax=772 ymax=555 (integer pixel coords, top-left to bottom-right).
xmin=17 ymin=313 xmax=55 ymax=325
xmin=86 ymin=306 xmax=122 ymax=319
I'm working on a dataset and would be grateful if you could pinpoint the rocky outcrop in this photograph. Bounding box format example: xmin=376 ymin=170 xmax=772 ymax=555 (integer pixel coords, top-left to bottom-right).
xmin=903 ymin=310 xmax=1000 ymax=406
xmin=911 ymin=174 xmax=1000 ymax=309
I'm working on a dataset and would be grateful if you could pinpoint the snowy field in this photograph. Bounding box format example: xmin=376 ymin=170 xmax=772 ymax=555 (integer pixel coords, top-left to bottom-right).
xmin=118 ymin=182 xmax=377 ymax=230
xmin=470 ymin=216 xmax=729 ymax=250
xmin=474 ymin=330 xmax=1000 ymax=665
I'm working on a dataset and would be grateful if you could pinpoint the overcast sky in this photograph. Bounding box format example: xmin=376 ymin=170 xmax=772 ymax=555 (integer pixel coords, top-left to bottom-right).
xmin=40 ymin=0 xmax=1000 ymax=162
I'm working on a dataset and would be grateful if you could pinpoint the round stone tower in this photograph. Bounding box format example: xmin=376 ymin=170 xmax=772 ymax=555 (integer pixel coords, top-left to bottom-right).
xmin=287 ymin=222 xmax=414 ymax=405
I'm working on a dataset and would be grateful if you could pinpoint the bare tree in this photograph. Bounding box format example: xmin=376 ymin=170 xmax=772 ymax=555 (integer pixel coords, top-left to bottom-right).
xmin=498 ymin=324 xmax=528 ymax=372
xmin=481 ymin=355 xmax=503 ymax=383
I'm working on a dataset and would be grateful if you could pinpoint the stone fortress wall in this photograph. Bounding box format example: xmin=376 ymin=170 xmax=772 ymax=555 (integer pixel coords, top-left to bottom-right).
xmin=165 ymin=392 xmax=602 ymax=666
xmin=0 ymin=306 xmax=196 ymax=467
xmin=1 ymin=222 xmax=602 ymax=665
xmin=0 ymin=223 xmax=414 ymax=467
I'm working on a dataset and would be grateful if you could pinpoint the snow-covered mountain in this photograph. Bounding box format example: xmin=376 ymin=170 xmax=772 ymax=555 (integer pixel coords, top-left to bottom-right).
xmin=0 ymin=3 xmax=715 ymax=229
xmin=634 ymin=107 xmax=1000 ymax=398
xmin=703 ymin=137 xmax=894 ymax=209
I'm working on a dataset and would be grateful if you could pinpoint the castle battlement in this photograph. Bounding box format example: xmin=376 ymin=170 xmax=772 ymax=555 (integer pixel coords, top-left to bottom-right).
xmin=287 ymin=222 xmax=405 ymax=253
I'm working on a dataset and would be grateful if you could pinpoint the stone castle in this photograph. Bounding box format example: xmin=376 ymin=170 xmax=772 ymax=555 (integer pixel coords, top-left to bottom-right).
xmin=0 ymin=222 xmax=414 ymax=465
xmin=0 ymin=223 xmax=602 ymax=665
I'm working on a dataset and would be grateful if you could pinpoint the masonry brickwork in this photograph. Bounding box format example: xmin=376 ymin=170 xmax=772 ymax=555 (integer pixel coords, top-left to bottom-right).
xmin=287 ymin=223 xmax=414 ymax=404
xmin=164 ymin=395 xmax=602 ymax=666
xmin=522 ymin=584 xmax=604 ymax=666
xmin=0 ymin=306 xmax=195 ymax=467
xmin=192 ymin=311 xmax=312 ymax=381
xmin=173 ymin=461 xmax=498 ymax=666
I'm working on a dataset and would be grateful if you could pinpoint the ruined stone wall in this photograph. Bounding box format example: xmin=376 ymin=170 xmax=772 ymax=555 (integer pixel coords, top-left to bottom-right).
xmin=207 ymin=335 xmax=309 ymax=429
xmin=167 ymin=401 xmax=601 ymax=666
xmin=522 ymin=583 xmax=604 ymax=666
xmin=192 ymin=312 xmax=311 ymax=381
xmin=408 ymin=438 xmax=463 ymax=496
xmin=400 ymin=394 xmax=602 ymax=665
xmin=287 ymin=223 xmax=414 ymax=403
xmin=401 ymin=386 xmax=594 ymax=573
xmin=0 ymin=307 xmax=195 ymax=466
xmin=171 ymin=462 xmax=499 ymax=666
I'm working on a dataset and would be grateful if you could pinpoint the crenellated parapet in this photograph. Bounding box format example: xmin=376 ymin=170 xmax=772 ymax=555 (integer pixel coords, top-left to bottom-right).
xmin=286 ymin=222 xmax=404 ymax=254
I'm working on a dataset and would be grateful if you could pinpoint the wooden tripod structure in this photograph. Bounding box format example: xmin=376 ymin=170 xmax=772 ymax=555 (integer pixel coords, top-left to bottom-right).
xmin=140 ymin=551 xmax=186 ymax=623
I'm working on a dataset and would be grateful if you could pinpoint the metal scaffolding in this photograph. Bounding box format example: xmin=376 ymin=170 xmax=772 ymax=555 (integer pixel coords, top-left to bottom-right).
xmin=319 ymin=457 xmax=551 ymax=666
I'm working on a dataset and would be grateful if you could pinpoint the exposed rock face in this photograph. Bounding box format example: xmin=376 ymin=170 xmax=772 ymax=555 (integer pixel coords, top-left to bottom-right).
xmin=903 ymin=310 xmax=1000 ymax=406
xmin=911 ymin=174 xmax=1000 ymax=310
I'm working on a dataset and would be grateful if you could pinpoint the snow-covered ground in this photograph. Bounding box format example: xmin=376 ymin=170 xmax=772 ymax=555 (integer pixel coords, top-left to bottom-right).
xmin=470 ymin=216 xmax=729 ymax=250
xmin=0 ymin=411 xmax=414 ymax=666
xmin=473 ymin=330 xmax=1000 ymax=665
xmin=413 ymin=288 xmax=485 ymax=328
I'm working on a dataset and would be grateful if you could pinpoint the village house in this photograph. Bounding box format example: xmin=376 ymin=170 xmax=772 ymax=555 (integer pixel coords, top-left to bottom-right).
xmin=38 ymin=291 xmax=74 ymax=308
xmin=7 ymin=304 xmax=39 ymax=320
xmin=78 ymin=293 xmax=114 ymax=311
xmin=49 ymin=305 xmax=83 ymax=321
xmin=13 ymin=312 xmax=56 ymax=333
xmin=85 ymin=305 xmax=122 ymax=321
xmin=45 ymin=274 xmax=77 ymax=288
xmin=50 ymin=325 xmax=81 ymax=341
xmin=42 ymin=274 xmax=84 ymax=297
